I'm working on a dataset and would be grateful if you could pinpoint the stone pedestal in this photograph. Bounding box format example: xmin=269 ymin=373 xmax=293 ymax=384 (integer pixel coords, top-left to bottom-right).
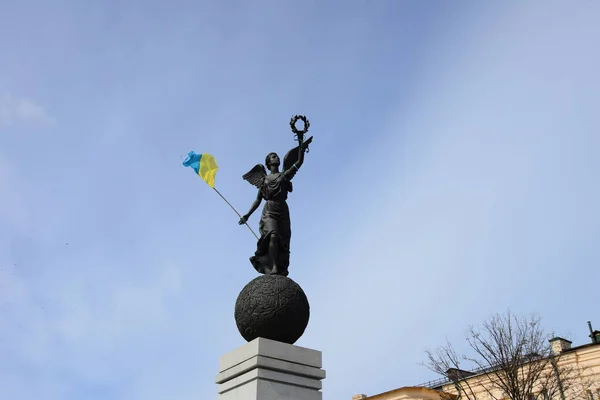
xmin=216 ymin=337 xmax=326 ymax=400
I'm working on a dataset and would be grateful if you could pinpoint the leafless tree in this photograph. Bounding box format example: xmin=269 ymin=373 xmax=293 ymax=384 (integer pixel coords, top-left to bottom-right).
xmin=423 ymin=311 xmax=595 ymax=400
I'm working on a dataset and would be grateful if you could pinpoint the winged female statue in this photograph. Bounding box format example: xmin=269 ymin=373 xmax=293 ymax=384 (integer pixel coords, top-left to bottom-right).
xmin=238 ymin=135 xmax=312 ymax=277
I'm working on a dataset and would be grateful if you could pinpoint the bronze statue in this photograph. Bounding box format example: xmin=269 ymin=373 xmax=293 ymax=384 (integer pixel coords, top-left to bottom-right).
xmin=239 ymin=116 xmax=312 ymax=277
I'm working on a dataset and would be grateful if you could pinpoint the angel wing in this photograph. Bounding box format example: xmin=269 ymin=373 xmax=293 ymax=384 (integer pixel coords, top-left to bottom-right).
xmin=242 ymin=164 xmax=267 ymax=188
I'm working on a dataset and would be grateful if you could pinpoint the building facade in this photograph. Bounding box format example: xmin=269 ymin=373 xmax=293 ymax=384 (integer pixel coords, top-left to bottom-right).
xmin=353 ymin=324 xmax=600 ymax=400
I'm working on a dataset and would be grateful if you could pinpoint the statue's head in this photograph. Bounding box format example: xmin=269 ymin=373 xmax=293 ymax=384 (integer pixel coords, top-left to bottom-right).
xmin=265 ymin=152 xmax=280 ymax=169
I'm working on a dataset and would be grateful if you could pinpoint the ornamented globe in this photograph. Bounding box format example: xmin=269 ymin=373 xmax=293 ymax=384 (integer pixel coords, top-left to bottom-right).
xmin=234 ymin=275 xmax=310 ymax=345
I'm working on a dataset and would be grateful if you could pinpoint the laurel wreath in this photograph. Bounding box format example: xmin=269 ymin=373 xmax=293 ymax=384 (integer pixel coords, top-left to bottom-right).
xmin=290 ymin=115 xmax=310 ymax=135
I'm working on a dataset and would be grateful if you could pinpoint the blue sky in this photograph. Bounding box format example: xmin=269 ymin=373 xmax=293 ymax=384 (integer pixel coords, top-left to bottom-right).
xmin=1 ymin=1 xmax=599 ymax=399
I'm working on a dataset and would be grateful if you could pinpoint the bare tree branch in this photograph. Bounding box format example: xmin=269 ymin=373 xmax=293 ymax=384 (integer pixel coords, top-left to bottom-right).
xmin=423 ymin=311 xmax=595 ymax=400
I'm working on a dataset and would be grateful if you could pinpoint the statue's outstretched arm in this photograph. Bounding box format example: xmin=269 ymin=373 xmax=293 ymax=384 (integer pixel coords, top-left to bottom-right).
xmin=239 ymin=189 xmax=262 ymax=225
xmin=283 ymin=138 xmax=308 ymax=179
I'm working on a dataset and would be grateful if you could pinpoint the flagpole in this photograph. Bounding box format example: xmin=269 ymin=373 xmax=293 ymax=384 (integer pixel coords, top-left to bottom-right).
xmin=212 ymin=187 xmax=260 ymax=240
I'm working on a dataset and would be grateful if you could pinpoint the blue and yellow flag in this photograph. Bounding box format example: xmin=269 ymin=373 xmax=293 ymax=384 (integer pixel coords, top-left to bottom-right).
xmin=182 ymin=151 xmax=219 ymax=188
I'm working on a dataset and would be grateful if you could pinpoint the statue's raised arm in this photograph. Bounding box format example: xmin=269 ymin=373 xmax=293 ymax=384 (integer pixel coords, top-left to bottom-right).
xmin=283 ymin=135 xmax=312 ymax=180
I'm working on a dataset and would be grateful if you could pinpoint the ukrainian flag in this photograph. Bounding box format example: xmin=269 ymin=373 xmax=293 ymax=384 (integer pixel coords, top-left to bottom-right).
xmin=183 ymin=151 xmax=219 ymax=188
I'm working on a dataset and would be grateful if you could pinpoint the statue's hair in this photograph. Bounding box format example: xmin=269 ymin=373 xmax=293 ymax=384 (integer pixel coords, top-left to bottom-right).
xmin=265 ymin=152 xmax=278 ymax=169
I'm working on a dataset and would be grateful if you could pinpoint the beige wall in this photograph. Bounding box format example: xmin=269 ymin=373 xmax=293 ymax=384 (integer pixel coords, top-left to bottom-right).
xmin=354 ymin=386 xmax=455 ymax=400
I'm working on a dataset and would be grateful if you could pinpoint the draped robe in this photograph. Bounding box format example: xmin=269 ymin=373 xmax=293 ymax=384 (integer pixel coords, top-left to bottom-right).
xmin=249 ymin=172 xmax=293 ymax=276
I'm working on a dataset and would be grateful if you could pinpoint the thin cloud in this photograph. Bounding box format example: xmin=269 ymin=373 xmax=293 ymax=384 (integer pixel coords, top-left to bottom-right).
xmin=0 ymin=260 xmax=188 ymax=397
xmin=0 ymin=94 xmax=54 ymax=128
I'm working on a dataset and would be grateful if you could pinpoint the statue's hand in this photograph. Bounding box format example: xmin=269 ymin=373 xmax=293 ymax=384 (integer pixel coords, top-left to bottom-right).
xmin=238 ymin=215 xmax=248 ymax=225
xmin=300 ymin=138 xmax=309 ymax=152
